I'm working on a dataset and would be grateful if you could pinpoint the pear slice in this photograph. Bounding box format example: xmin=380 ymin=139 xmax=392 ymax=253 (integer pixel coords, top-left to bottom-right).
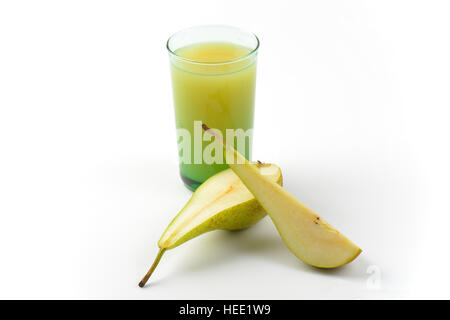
xmin=139 ymin=163 xmax=283 ymax=287
xmin=202 ymin=124 xmax=361 ymax=269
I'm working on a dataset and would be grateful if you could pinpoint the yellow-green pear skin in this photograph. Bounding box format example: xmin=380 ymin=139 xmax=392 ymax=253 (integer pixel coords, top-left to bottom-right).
xmin=158 ymin=162 xmax=283 ymax=250
xmin=203 ymin=124 xmax=361 ymax=269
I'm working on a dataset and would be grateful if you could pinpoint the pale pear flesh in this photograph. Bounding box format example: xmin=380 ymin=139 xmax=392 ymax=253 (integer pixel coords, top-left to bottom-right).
xmin=159 ymin=162 xmax=283 ymax=249
xmin=203 ymin=124 xmax=361 ymax=268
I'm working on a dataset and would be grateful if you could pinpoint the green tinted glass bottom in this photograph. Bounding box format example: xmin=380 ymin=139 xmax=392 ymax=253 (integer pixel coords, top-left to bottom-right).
xmin=179 ymin=172 xmax=202 ymax=192
xmin=179 ymin=163 xmax=229 ymax=191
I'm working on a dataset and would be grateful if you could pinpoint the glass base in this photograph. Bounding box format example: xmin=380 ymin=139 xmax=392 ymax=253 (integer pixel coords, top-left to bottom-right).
xmin=180 ymin=172 xmax=202 ymax=192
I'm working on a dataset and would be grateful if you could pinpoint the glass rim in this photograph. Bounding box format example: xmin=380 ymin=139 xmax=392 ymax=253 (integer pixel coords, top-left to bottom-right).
xmin=166 ymin=25 xmax=259 ymax=66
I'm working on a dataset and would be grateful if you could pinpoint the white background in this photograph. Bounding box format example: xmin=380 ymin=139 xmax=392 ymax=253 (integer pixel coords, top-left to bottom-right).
xmin=1 ymin=0 xmax=449 ymax=299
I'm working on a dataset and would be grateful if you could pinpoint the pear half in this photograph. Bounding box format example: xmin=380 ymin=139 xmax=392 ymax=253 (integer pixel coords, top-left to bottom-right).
xmin=202 ymin=124 xmax=361 ymax=269
xmin=139 ymin=163 xmax=283 ymax=287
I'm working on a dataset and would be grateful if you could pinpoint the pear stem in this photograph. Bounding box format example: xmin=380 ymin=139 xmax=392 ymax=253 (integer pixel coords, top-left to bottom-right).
xmin=139 ymin=248 xmax=166 ymax=288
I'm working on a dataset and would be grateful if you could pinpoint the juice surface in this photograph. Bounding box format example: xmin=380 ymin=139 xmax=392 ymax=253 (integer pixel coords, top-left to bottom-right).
xmin=175 ymin=42 xmax=250 ymax=62
xmin=170 ymin=42 xmax=257 ymax=189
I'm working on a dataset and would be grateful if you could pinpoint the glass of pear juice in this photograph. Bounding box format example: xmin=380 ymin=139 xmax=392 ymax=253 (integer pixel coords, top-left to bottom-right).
xmin=167 ymin=25 xmax=259 ymax=191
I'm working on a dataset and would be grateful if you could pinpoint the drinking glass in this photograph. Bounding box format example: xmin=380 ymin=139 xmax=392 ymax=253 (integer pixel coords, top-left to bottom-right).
xmin=167 ymin=25 xmax=259 ymax=190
